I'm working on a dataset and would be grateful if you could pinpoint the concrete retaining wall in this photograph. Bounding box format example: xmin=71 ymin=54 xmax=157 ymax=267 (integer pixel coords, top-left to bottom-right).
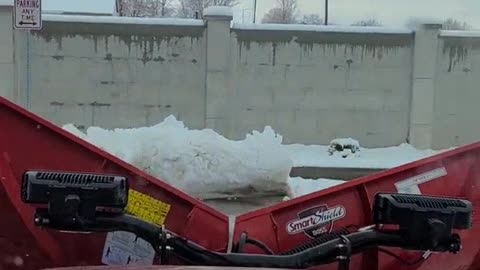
xmin=228 ymin=27 xmax=413 ymax=146
xmin=17 ymin=18 xmax=207 ymax=130
xmin=1 ymin=4 xmax=480 ymax=150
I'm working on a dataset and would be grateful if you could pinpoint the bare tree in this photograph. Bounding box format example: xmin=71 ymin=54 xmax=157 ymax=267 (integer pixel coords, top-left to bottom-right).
xmin=118 ymin=0 xmax=146 ymax=16
xmin=177 ymin=0 xmax=202 ymax=18
xmin=262 ymin=0 xmax=298 ymax=24
xmin=443 ymin=18 xmax=472 ymax=30
xmin=119 ymin=0 xmax=175 ymax=17
xmin=157 ymin=0 xmax=176 ymax=17
xmin=351 ymin=18 xmax=382 ymax=26
xmin=405 ymin=17 xmax=472 ymax=30
xmin=176 ymin=0 xmax=238 ymax=18
xmin=300 ymin=14 xmax=323 ymax=25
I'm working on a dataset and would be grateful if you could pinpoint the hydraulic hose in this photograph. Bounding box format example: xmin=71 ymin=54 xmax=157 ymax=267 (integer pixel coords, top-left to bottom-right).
xmin=86 ymin=213 xmax=163 ymax=252
xmin=38 ymin=211 xmax=407 ymax=269
xmin=35 ymin=211 xmax=164 ymax=253
xmin=280 ymin=226 xmax=354 ymax=255
xmin=170 ymin=230 xmax=406 ymax=269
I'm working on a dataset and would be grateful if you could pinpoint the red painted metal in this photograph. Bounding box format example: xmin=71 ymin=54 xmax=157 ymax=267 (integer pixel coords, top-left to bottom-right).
xmin=0 ymin=97 xmax=230 ymax=270
xmin=41 ymin=267 xmax=289 ymax=270
xmin=234 ymin=143 xmax=480 ymax=270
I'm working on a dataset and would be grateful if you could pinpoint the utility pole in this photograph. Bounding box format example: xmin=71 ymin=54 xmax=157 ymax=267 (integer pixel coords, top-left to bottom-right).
xmin=253 ymin=0 xmax=257 ymax=23
xmin=324 ymin=0 xmax=328 ymax=25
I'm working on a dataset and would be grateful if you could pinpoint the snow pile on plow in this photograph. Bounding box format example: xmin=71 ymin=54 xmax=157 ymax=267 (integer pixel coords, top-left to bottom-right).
xmin=287 ymin=177 xmax=345 ymax=197
xmin=63 ymin=115 xmax=449 ymax=199
xmin=63 ymin=116 xmax=293 ymax=199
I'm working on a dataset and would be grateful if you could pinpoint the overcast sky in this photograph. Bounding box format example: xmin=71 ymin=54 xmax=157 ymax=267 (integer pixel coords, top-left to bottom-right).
xmin=232 ymin=0 xmax=480 ymax=28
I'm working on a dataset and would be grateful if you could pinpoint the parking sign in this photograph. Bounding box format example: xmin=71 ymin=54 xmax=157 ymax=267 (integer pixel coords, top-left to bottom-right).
xmin=14 ymin=0 xmax=42 ymax=30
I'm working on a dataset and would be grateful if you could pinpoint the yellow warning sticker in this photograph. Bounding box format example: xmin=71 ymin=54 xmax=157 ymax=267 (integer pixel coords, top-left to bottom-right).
xmin=126 ymin=189 xmax=171 ymax=226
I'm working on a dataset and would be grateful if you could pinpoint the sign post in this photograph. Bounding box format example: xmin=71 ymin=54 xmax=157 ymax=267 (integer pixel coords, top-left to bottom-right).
xmin=14 ymin=0 xmax=42 ymax=30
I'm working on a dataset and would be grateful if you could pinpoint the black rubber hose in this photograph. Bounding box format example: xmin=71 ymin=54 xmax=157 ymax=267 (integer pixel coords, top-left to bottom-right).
xmin=222 ymin=230 xmax=405 ymax=268
xmin=79 ymin=213 xmax=163 ymax=253
xmin=280 ymin=226 xmax=353 ymax=255
xmin=235 ymin=232 xmax=274 ymax=254
xmin=170 ymin=230 xmax=406 ymax=269
xmin=246 ymin=238 xmax=275 ymax=255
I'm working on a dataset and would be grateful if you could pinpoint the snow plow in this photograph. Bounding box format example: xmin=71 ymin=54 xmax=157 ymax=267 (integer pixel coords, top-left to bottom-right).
xmin=0 ymin=95 xmax=478 ymax=270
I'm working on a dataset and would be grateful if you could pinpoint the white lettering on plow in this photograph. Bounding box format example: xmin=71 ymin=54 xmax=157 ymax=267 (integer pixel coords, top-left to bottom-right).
xmin=286 ymin=206 xmax=346 ymax=234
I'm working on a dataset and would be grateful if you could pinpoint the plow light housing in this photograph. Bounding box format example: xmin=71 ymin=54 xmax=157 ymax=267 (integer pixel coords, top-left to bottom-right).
xmin=21 ymin=170 xmax=128 ymax=208
xmin=373 ymin=193 xmax=472 ymax=252
xmin=22 ymin=170 xmax=129 ymax=231
xmin=374 ymin=193 xmax=472 ymax=229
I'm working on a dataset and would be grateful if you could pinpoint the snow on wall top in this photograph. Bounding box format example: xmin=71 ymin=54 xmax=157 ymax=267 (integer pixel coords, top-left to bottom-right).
xmin=440 ymin=30 xmax=480 ymax=38
xmin=0 ymin=0 xmax=12 ymax=6
xmin=204 ymin=6 xmax=233 ymax=17
xmin=407 ymin=17 xmax=443 ymax=26
xmin=42 ymin=0 xmax=116 ymax=15
xmin=232 ymin=23 xmax=413 ymax=34
xmin=43 ymin=14 xmax=205 ymax=26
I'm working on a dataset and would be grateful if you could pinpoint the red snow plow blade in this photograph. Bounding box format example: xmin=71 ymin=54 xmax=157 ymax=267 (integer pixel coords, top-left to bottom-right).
xmin=234 ymin=153 xmax=480 ymax=270
xmin=0 ymin=97 xmax=230 ymax=269
xmin=0 ymin=95 xmax=479 ymax=270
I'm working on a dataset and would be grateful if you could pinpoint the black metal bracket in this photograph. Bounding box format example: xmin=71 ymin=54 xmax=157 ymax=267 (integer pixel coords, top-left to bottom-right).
xmin=159 ymin=224 xmax=169 ymax=264
xmin=336 ymin=235 xmax=352 ymax=270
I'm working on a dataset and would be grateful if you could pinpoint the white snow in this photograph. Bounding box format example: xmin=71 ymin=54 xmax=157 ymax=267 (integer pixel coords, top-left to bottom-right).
xmin=63 ymin=116 xmax=449 ymax=199
xmin=63 ymin=123 xmax=89 ymax=140
xmin=42 ymin=0 xmax=116 ymax=15
xmin=63 ymin=116 xmax=292 ymax=199
xmin=43 ymin=14 xmax=205 ymax=26
xmin=285 ymin=143 xmax=447 ymax=169
xmin=286 ymin=177 xmax=346 ymax=198
xmin=232 ymin=23 xmax=413 ymax=34
xmin=440 ymin=30 xmax=480 ymax=38
xmin=204 ymin=6 xmax=233 ymax=17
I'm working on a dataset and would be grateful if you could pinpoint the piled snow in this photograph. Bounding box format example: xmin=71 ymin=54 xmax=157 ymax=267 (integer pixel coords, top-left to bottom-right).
xmin=63 ymin=123 xmax=89 ymax=140
xmin=63 ymin=116 xmax=293 ymax=199
xmin=204 ymin=6 xmax=233 ymax=17
xmin=63 ymin=116 xmax=450 ymax=199
xmin=440 ymin=30 xmax=480 ymax=38
xmin=285 ymin=143 xmax=447 ymax=169
xmin=43 ymin=14 xmax=205 ymax=26
xmin=286 ymin=177 xmax=346 ymax=198
xmin=232 ymin=23 xmax=412 ymax=34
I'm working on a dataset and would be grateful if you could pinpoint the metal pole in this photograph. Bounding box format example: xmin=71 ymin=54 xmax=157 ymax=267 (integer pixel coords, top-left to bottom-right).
xmin=253 ymin=0 xmax=257 ymax=23
xmin=325 ymin=0 xmax=328 ymax=25
xmin=26 ymin=31 xmax=31 ymax=109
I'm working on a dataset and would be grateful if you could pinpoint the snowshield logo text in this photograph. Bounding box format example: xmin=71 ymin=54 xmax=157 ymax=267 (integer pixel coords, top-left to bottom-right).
xmin=286 ymin=205 xmax=346 ymax=238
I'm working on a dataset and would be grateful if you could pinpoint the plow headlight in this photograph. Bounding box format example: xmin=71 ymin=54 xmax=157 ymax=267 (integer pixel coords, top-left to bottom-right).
xmin=22 ymin=170 xmax=129 ymax=230
xmin=373 ymin=193 xmax=472 ymax=252
xmin=21 ymin=170 xmax=128 ymax=208
xmin=374 ymin=193 xmax=472 ymax=229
